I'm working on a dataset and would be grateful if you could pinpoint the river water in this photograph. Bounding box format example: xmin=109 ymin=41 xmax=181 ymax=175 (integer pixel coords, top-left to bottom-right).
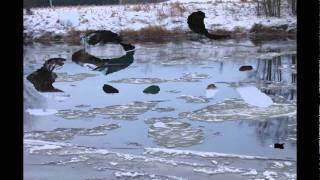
xmin=24 ymin=38 xmax=296 ymax=180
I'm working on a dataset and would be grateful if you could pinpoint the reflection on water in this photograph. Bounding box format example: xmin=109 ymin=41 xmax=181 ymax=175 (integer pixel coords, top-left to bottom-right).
xmin=24 ymin=39 xmax=296 ymax=180
xmin=26 ymin=58 xmax=66 ymax=92
xmin=72 ymin=48 xmax=134 ymax=76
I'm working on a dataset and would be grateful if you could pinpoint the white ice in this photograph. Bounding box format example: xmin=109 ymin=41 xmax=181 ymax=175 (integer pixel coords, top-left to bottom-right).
xmin=206 ymin=89 xmax=218 ymax=98
xmin=26 ymin=108 xmax=58 ymax=116
xmin=153 ymin=122 xmax=167 ymax=128
xmin=236 ymin=86 xmax=273 ymax=107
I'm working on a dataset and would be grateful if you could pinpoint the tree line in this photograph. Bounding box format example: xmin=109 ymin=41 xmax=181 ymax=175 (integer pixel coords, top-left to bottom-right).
xmin=24 ymin=0 xmax=166 ymax=8
xmin=254 ymin=0 xmax=296 ymax=17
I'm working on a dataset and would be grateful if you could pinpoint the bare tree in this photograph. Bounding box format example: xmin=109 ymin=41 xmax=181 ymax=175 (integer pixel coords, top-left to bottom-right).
xmin=255 ymin=0 xmax=281 ymax=17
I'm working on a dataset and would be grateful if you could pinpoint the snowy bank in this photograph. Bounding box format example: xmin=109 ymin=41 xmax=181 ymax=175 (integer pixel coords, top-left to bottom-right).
xmin=23 ymin=0 xmax=296 ymax=43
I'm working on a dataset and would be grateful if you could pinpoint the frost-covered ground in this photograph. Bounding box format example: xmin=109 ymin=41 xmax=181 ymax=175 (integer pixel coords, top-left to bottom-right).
xmin=23 ymin=0 xmax=296 ymax=39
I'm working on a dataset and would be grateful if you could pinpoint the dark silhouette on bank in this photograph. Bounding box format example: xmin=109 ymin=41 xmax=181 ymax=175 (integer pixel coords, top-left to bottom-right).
xmin=27 ymin=58 xmax=66 ymax=92
xmin=85 ymin=30 xmax=122 ymax=45
xmin=187 ymin=11 xmax=231 ymax=40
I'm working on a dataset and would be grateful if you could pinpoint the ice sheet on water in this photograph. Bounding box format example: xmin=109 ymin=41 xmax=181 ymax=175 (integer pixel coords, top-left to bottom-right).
xmin=56 ymin=101 xmax=160 ymax=120
xmin=55 ymin=72 xmax=97 ymax=82
xmin=177 ymin=95 xmax=211 ymax=103
xmin=109 ymin=78 xmax=168 ymax=84
xmin=24 ymin=140 xmax=296 ymax=179
xmin=173 ymin=73 xmax=211 ymax=82
xmin=145 ymin=117 xmax=204 ymax=148
xmin=144 ymin=147 xmax=271 ymax=160
xmin=263 ymin=171 xmax=278 ymax=180
xmin=193 ymin=165 xmax=243 ymax=174
xmin=179 ymin=98 xmax=296 ymax=122
xmin=24 ymin=124 xmax=120 ymax=141
xmin=26 ymin=108 xmax=57 ymax=116
xmin=114 ymin=171 xmax=187 ymax=180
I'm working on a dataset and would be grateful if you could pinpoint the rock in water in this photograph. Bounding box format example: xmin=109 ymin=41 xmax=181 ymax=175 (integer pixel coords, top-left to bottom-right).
xmin=274 ymin=143 xmax=284 ymax=149
xmin=207 ymin=84 xmax=217 ymax=89
xmin=103 ymin=84 xmax=119 ymax=94
xmin=239 ymin=65 xmax=253 ymax=71
xmin=143 ymin=85 xmax=160 ymax=94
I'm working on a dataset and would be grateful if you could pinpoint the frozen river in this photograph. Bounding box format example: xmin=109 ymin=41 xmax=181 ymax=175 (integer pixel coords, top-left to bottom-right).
xmin=24 ymin=38 xmax=296 ymax=180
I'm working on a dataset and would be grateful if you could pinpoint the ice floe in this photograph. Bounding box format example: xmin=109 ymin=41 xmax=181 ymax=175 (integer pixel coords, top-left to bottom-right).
xmin=177 ymin=95 xmax=211 ymax=103
xmin=193 ymin=166 xmax=243 ymax=174
xmin=179 ymin=98 xmax=296 ymax=122
xmin=55 ymin=72 xmax=97 ymax=82
xmin=145 ymin=117 xmax=204 ymax=148
xmin=24 ymin=139 xmax=296 ymax=179
xmin=24 ymin=124 xmax=120 ymax=141
xmin=263 ymin=170 xmax=278 ymax=180
xmin=109 ymin=78 xmax=168 ymax=84
xmin=144 ymin=147 xmax=271 ymax=160
xmin=56 ymin=101 xmax=160 ymax=120
xmin=26 ymin=108 xmax=58 ymax=116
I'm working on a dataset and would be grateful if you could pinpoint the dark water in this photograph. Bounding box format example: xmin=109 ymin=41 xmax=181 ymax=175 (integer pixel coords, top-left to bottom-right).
xmin=24 ymin=39 xmax=296 ymax=180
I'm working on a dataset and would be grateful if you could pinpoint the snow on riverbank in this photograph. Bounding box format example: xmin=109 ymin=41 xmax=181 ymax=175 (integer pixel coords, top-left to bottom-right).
xmin=24 ymin=0 xmax=296 ymax=39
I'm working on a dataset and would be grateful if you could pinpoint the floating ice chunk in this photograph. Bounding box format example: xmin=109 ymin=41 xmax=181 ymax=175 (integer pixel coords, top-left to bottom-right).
xmin=273 ymin=161 xmax=284 ymax=168
xmin=242 ymin=169 xmax=258 ymax=175
xmin=24 ymin=139 xmax=67 ymax=153
xmin=236 ymin=86 xmax=273 ymax=107
xmin=206 ymin=89 xmax=218 ymax=98
xmin=263 ymin=171 xmax=278 ymax=180
xmin=193 ymin=166 xmax=243 ymax=174
xmin=29 ymin=144 xmax=62 ymax=153
xmin=146 ymin=117 xmax=203 ymax=148
xmin=144 ymin=148 xmax=270 ymax=160
xmin=109 ymin=162 xmax=118 ymax=166
xmin=26 ymin=108 xmax=57 ymax=116
xmin=153 ymin=122 xmax=167 ymax=128
xmin=177 ymin=95 xmax=210 ymax=103
xmin=211 ymin=160 xmax=218 ymax=165
xmin=284 ymin=161 xmax=292 ymax=166
xmin=114 ymin=171 xmax=145 ymax=177
xmin=284 ymin=172 xmax=296 ymax=179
